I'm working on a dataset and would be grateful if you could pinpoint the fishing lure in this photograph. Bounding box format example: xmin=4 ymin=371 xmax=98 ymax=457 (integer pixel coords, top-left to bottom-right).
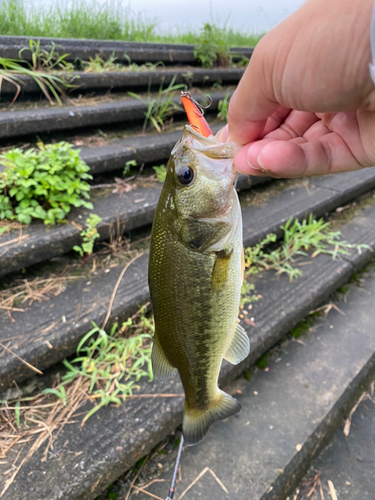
xmin=180 ymin=91 xmax=214 ymax=138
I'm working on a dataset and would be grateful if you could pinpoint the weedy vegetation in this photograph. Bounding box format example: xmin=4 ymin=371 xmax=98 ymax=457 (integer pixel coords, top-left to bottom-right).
xmin=153 ymin=165 xmax=167 ymax=183
xmin=0 ymin=0 xmax=262 ymax=47
xmin=193 ymin=23 xmax=232 ymax=68
xmin=20 ymin=39 xmax=74 ymax=72
xmin=0 ymin=56 xmax=72 ymax=106
xmin=244 ymin=215 xmax=369 ymax=281
xmin=128 ymin=78 xmax=185 ymax=132
xmin=81 ymin=52 xmax=165 ymax=73
xmin=0 ymin=142 xmax=93 ymax=225
xmin=58 ymin=313 xmax=153 ymax=421
xmin=0 ymin=305 xmax=153 ymax=495
xmin=73 ymin=214 xmax=102 ymax=257
xmin=217 ymin=92 xmax=230 ymax=121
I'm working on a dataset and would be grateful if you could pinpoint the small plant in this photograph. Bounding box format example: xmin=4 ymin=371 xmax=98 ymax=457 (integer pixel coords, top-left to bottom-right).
xmin=123 ymin=159 xmax=137 ymax=177
xmin=61 ymin=312 xmax=153 ymax=421
xmin=20 ymin=39 xmax=74 ymax=72
xmin=244 ymin=215 xmax=369 ymax=281
xmin=153 ymin=165 xmax=167 ymax=183
xmin=217 ymin=92 xmax=230 ymax=121
xmin=73 ymin=214 xmax=102 ymax=257
xmin=194 ymin=23 xmax=230 ymax=68
xmin=0 ymin=56 xmax=71 ymax=106
xmin=0 ymin=142 xmax=93 ymax=225
xmin=82 ymin=52 xmax=120 ymax=72
xmin=240 ymin=280 xmax=259 ymax=308
xmin=128 ymin=77 xmax=185 ymax=132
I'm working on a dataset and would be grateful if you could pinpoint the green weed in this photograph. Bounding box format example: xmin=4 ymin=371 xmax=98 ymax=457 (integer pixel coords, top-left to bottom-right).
xmin=0 ymin=56 xmax=71 ymax=106
xmin=244 ymin=215 xmax=369 ymax=281
xmin=61 ymin=310 xmax=153 ymax=421
xmin=153 ymin=165 xmax=167 ymax=183
xmin=0 ymin=141 xmax=93 ymax=225
xmin=0 ymin=0 xmax=158 ymax=41
xmin=290 ymin=313 xmax=319 ymax=338
xmin=240 ymin=280 xmax=259 ymax=308
xmin=128 ymin=78 xmax=185 ymax=133
xmin=20 ymin=39 xmax=74 ymax=72
xmin=194 ymin=23 xmax=232 ymax=68
xmin=123 ymin=160 xmax=137 ymax=177
xmin=82 ymin=52 xmax=165 ymax=73
xmin=0 ymin=1 xmax=262 ymax=46
xmin=217 ymin=92 xmax=230 ymax=121
xmin=73 ymin=214 xmax=102 ymax=257
xmin=255 ymin=353 xmax=270 ymax=369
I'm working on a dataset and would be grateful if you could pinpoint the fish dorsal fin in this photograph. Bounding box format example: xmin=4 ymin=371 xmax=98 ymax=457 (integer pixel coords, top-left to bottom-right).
xmin=224 ymin=323 xmax=250 ymax=365
xmin=151 ymin=337 xmax=176 ymax=380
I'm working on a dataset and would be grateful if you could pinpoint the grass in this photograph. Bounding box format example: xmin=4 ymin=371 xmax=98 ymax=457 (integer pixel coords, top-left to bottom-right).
xmin=128 ymin=78 xmax=185 ymax=133
xmin=0 ymin=0 xmax=262 ymax=46
xmin=73 ymin=213 xmax=102 ymax=257
xmin=0 ymin=56 xmax=72 ymax=106
xmin=81 ymin=53 xmax=165 ymax=73
xmin=60 ymin=311 xmax=153 ymax=422
xmin=153 ymin=165 xmax=167 ymax=183
xmin=244 ymin=215 xmax=370 ymax=282
xmin=217 ymin=92 xmax=230 ymax=121
xmin=0 ymin=305 xmax=154 ymax=496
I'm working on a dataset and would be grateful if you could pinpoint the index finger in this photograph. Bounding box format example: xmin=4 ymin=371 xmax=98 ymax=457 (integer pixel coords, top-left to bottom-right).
xmin=227 ymin=41 xmax=280 ymax=145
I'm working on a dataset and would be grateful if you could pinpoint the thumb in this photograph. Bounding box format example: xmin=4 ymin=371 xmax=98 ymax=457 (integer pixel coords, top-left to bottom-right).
xmin=227 ymin=40 xmax=280 ymax=145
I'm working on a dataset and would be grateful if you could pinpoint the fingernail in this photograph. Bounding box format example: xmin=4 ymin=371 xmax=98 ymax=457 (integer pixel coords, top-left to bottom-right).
xmin=246 ymin=152 xmax=262 ymax=171
xmin=257 ymin=154 xmax=268 ymax=172
xmin=217 ymin=125 xmax=229 ymax=143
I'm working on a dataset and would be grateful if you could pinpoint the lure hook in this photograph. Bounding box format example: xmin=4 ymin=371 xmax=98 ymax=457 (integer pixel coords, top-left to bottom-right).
xmin=180 ymin=91 xmax=212 ymax=117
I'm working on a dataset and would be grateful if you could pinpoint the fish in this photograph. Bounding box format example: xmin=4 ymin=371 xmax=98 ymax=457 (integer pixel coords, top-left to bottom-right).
xmin=148 ymin=92 xmax=250 ymax=446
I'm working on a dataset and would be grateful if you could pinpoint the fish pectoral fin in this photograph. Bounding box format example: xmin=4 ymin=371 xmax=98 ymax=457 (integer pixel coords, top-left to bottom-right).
xmin=211 ymin=247 xmax=233 ymax=291
xmin=224 ymin=323 xmax=250 ymax=365
xmin=151 ymin=337 xmax=176 ymax=380
xmin=183 ymin=390 xmax=242 ymax=446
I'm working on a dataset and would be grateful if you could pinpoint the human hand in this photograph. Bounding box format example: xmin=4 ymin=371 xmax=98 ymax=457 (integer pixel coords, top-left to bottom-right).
xmin=224 ymin=0 xmax=375 ymax=178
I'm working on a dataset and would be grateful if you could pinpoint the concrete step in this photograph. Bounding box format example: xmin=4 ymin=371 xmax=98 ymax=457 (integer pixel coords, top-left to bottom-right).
xmin=0 ymin=68 xmax=244 ymax=98
xmin=0 ymin=172 xmax=268 ymax=280
xmin=292 ymin=385 xmax=375 ymax=499
xmin=0 ymin=90 xmax=230 ymax=140
xmin=1 ymin=171 xmax=374 ymax=390
xmin=2 ymin=197 xmax=375 ymax=499
xmin=0 ymin=168 xmax=374 ymax=279
xmin=132 ymin=258 xmax=375 ymax=500
xmin=0 ymin=35 xmax=253 ymax=64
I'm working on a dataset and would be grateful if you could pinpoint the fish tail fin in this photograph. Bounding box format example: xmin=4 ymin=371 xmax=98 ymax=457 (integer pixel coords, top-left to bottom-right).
xmin=183 ymin=390 xmax=241 ymax=446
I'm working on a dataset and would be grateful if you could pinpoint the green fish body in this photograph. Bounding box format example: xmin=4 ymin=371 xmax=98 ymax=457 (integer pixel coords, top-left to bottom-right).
xmin=148 ymin=126 xmax=250 ymax=446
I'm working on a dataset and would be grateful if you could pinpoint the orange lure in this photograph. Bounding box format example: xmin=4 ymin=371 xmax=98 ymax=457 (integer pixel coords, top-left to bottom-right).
xmin=181 ymin=91 xmax=213 ymax=138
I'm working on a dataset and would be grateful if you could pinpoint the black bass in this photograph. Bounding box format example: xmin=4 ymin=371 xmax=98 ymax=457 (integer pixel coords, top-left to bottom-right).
xmin=148 ymin=93 xmax=250 ymax=446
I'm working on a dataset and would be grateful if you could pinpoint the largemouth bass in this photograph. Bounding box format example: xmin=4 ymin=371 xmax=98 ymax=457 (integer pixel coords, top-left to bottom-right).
xmin=149 ymin=94 xmax=250 ymax=446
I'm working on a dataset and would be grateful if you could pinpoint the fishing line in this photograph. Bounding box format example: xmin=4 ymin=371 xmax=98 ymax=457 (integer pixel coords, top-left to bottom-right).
xmin=165 ymin=435 xmax=184 ymax=500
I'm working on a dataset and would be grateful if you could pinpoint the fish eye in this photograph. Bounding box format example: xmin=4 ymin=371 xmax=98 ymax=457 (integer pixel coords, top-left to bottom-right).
xmin=177 ymin=165 xmax=195 ymax=186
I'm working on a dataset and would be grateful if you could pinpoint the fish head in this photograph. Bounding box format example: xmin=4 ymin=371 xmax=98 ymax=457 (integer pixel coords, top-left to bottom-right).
xmin=163 ymin=125 xmax=241 ymax=252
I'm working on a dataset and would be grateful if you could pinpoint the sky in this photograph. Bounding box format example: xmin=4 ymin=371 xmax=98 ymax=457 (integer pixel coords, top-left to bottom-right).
xmin=127 ymin=0 xmax=306 ymax=34
xmin=30 ymin=0 xmax=306 ymax=35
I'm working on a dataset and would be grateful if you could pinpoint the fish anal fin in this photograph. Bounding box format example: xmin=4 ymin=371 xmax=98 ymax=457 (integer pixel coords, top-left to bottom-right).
xmin=211 ymin=247 xmax=233 ymax=292
xmin=224 ymin=323 xmax=250 ymax=365
xmin=183 ymin=390 xmax=241 ymax=446
xmin=151 ymin=337 xmax=176 ymax=380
